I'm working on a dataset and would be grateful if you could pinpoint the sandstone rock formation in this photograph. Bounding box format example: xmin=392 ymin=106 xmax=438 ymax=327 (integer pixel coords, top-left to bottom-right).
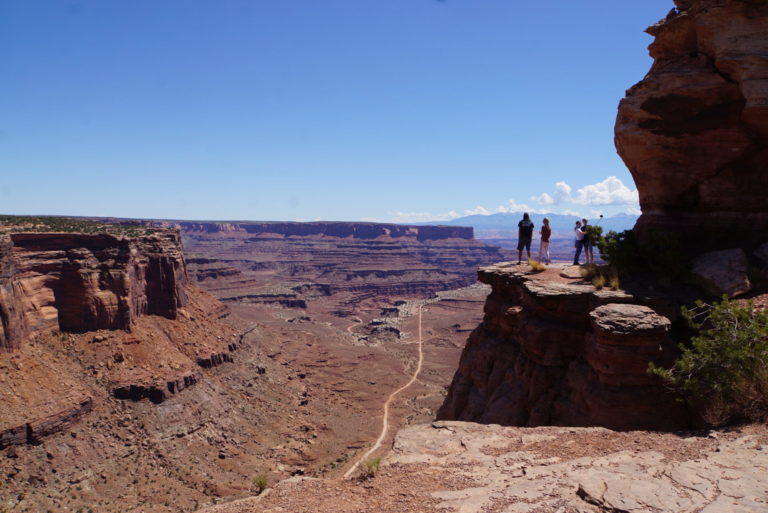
xmin=438 ymin=264 xmax=687 ymax=430
xmin=690 ymin=248 xmax=752 ymax=297
xmin=0 ymin=230 xmax=187 ymax=351
xmin=179 ymin=221 xmax=505 ymax=310
xmin=615 ymin=0 xmax=768 ymax=252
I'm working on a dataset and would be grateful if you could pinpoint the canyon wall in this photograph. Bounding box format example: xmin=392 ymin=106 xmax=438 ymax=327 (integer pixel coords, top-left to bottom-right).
xmin=178 ymin=221 xmax=474 ymax=241
xmin=0 ymin=230 xmax=187 ymax=351
xmin=438 ymin=265 xmax=687 ymax=430
xmin=179 ymin=221 xmax=504 ymax=309
xmin=615 ymin=0 xmax=768 ymax=252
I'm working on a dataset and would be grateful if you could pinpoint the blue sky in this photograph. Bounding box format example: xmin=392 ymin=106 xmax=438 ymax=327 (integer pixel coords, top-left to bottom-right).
xmin=1 ymin=0 xmax=673 ymax=222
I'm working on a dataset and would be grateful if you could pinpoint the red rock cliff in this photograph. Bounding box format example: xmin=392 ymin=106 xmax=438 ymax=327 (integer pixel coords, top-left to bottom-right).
xmin=615 ymin=0 xmax=768 ymax=251
xmin=0 ymin=230 xmax=187 ymax=351
xmin=178 ymin=221 xmax=474 ymax=241
xmin=438 ymin=265 xmax=687 ymax=430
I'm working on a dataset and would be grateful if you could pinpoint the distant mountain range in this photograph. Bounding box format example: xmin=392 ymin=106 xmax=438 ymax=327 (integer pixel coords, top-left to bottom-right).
xmin=423 ymin=212 xmax=639 ymax=240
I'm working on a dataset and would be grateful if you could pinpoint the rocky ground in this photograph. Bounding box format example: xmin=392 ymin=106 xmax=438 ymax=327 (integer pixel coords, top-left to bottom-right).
xmin=198 ymin=420 xmax=768 ymax=513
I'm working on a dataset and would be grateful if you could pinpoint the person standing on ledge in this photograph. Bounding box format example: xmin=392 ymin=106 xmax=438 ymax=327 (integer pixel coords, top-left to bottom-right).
xmin=573 ymin=220 xmax=585 ymax=265
xmin=538 ymin=217 xmax=551 ymax=265
xmin=581 ymin=218 xmax=594 ymax=265
xmin=517 ymin=212 xmax=534 ymax=265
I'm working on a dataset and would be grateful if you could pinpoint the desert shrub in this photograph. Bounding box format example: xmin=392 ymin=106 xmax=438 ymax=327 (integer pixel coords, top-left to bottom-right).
xmin=252 ymin=474 xmax=269 ymax=494
xmin=527 ymin=258 xmax=546 ymax=272
xmin=591 ymin=274 xmax=606 ymax=290
xmin=584 ymin=225 xmax=603 ymax=247
xmin=608 ymin=271 xmax=621 ymax=291
xmin=362 ymin=457 xmax=381 ymax=479
xmin=596 ymin=229 xmax=688 ymax=279
xmin=648 ymin=296 xmax=768 ymax=426
xmin=579 ymin=263 xmax=620 ymax=291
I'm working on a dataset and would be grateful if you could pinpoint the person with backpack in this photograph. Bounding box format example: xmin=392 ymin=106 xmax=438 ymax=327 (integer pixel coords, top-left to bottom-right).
xmin=517 ymin=213 xmax=534 ymax=265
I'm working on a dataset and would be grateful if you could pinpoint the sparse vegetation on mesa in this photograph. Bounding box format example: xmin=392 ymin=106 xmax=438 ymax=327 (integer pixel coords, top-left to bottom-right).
xmin=579 ymin=263 xmax=620 ymax=291
xmin=649 ymin=296 xmax=768 ymax=427
xmin=362 ymin=456 xmax=381 ymax=480
xmin=0 ymin=215 xmax=163 ymax=237
xmin=252 ymin=473 xmax=269 ymax=494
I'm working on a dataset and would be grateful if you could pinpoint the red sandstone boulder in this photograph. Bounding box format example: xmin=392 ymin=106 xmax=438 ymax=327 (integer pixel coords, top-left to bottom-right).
xmin=615 ymin=0 xmax=768 ymax=253
xmin=690 ymin=248 xmax=752 ymax=297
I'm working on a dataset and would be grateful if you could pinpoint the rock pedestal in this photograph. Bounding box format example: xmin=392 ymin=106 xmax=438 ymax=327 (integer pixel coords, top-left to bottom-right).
xmin=438 ymin=264 xmax=687 ymax=430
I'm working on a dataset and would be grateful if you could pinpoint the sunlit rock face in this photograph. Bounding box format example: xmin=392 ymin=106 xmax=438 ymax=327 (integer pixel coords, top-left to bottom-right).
xmin=615 ymin=0 xmax=768 ymax=253
xmin=0 ymin=231 xmax=187 ymax=351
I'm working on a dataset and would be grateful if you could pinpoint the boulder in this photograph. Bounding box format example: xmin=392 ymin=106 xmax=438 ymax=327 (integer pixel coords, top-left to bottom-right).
xmin=690 ymin=248 xmax=751 ymax=298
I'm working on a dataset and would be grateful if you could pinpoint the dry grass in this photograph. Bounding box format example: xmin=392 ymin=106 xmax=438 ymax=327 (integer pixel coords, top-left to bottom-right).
xmin=580 ymin=264 xmax=621 ymax=291
xmin=528 ymin=259 xmax=546 ymax=272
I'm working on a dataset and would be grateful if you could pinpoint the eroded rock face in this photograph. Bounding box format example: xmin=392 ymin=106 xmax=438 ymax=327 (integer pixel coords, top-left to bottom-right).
xmin=615 ymin=0 xmax=768 ymax=252
xmin=438 ymin=264 xmax=686 ymax=430
xmin=0 ymin=230 xmax=188 ymax=351
xmin=180 ymin=221 xmax=505 ymax=307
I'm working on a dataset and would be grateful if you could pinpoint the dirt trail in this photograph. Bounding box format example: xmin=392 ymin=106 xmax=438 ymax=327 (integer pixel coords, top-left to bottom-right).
xmin=343 ymin=305 xmax=424 ymax=479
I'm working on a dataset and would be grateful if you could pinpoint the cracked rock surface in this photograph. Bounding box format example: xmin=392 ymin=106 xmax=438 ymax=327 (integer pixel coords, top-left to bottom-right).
xmin=198 ymin=421 xmax=768 ymax=513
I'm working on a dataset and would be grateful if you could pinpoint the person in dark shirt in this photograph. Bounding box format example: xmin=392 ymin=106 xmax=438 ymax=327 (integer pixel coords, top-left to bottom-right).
xmin=517 ymin=213 xmax=534 ymax=264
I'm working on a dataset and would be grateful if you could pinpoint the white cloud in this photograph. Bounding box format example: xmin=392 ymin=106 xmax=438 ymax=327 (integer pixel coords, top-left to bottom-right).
xmin=387 ymin=211 xmax=462 ymax=223
xmin=494 ymin=199 xmax=547 ymax=214
xmin=573 ymin=176 xmax=639 ymax=206
xmin=554 ymin=181 xmax=572 ymax=204
xmin=625 ymin=206 xmax=642 ymax=215
xmin=463 ymin=206 xmax=491 ymax=216
xmin=530 ymin=192 xmax=554 ymax=205
xmin=560 ymin=209 xmax=581 ymax=217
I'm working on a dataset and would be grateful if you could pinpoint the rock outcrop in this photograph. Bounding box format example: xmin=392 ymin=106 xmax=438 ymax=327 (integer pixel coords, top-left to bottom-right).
xmin=0 ymin=230 xmax=187 ymax=351
xmin=195 ymin=421 xmax=768 ymax=513
xmin=615 ymin=0 xmax=768 ymax=252
xmin=438 ymin=264 xmax=687 ymax=430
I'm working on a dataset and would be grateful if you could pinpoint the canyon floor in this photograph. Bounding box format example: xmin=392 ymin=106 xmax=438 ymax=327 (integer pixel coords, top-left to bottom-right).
xmin=0 ymin=280 xmax=488 ymax=513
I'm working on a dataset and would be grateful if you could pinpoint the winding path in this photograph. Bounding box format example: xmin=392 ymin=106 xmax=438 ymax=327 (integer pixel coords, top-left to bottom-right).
xmin=343 ymin=305 xmax=424 ymax=479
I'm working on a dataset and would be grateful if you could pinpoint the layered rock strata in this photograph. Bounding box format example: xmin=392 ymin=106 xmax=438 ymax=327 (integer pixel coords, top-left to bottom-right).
xmin=178 ymin=221 xmax=473 ymax=241
xmin=0 ymin=231 xmax=187 ymax=351
xmin=615 ymin=0 xmax=768 ymax=252
xmin=438 ymin=264 xmax=687 ymax=430
xmin=180 ymin=221 xmax=504 ymax=307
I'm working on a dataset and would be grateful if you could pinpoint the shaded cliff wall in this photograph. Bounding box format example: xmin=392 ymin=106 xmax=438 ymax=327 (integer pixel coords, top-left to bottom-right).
xmin=177 ymin=221 xmax=474 ymax=241
xmin=0 ymin=231 xmax=187 ymax=351
xmin=438 ymin=265 xmax=688 ymax=431
xmin=615 ymin=0 xmax=768 ymax=252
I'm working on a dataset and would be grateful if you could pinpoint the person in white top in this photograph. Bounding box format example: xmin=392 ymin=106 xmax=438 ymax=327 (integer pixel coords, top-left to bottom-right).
xmin=573 ymin=220 xmax=585 ymax=265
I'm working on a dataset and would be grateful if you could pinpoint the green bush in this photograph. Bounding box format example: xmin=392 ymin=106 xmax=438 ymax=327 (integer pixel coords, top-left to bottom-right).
xmin=649 ymin=296 xmax=768 ymax=426
xmin=252 ymin=474 xmax=269 ymax=494
xmin=596 ymin=229 xmax=688 ymax=279
xmin=362 ymin=457 xmax=381 ymax=479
